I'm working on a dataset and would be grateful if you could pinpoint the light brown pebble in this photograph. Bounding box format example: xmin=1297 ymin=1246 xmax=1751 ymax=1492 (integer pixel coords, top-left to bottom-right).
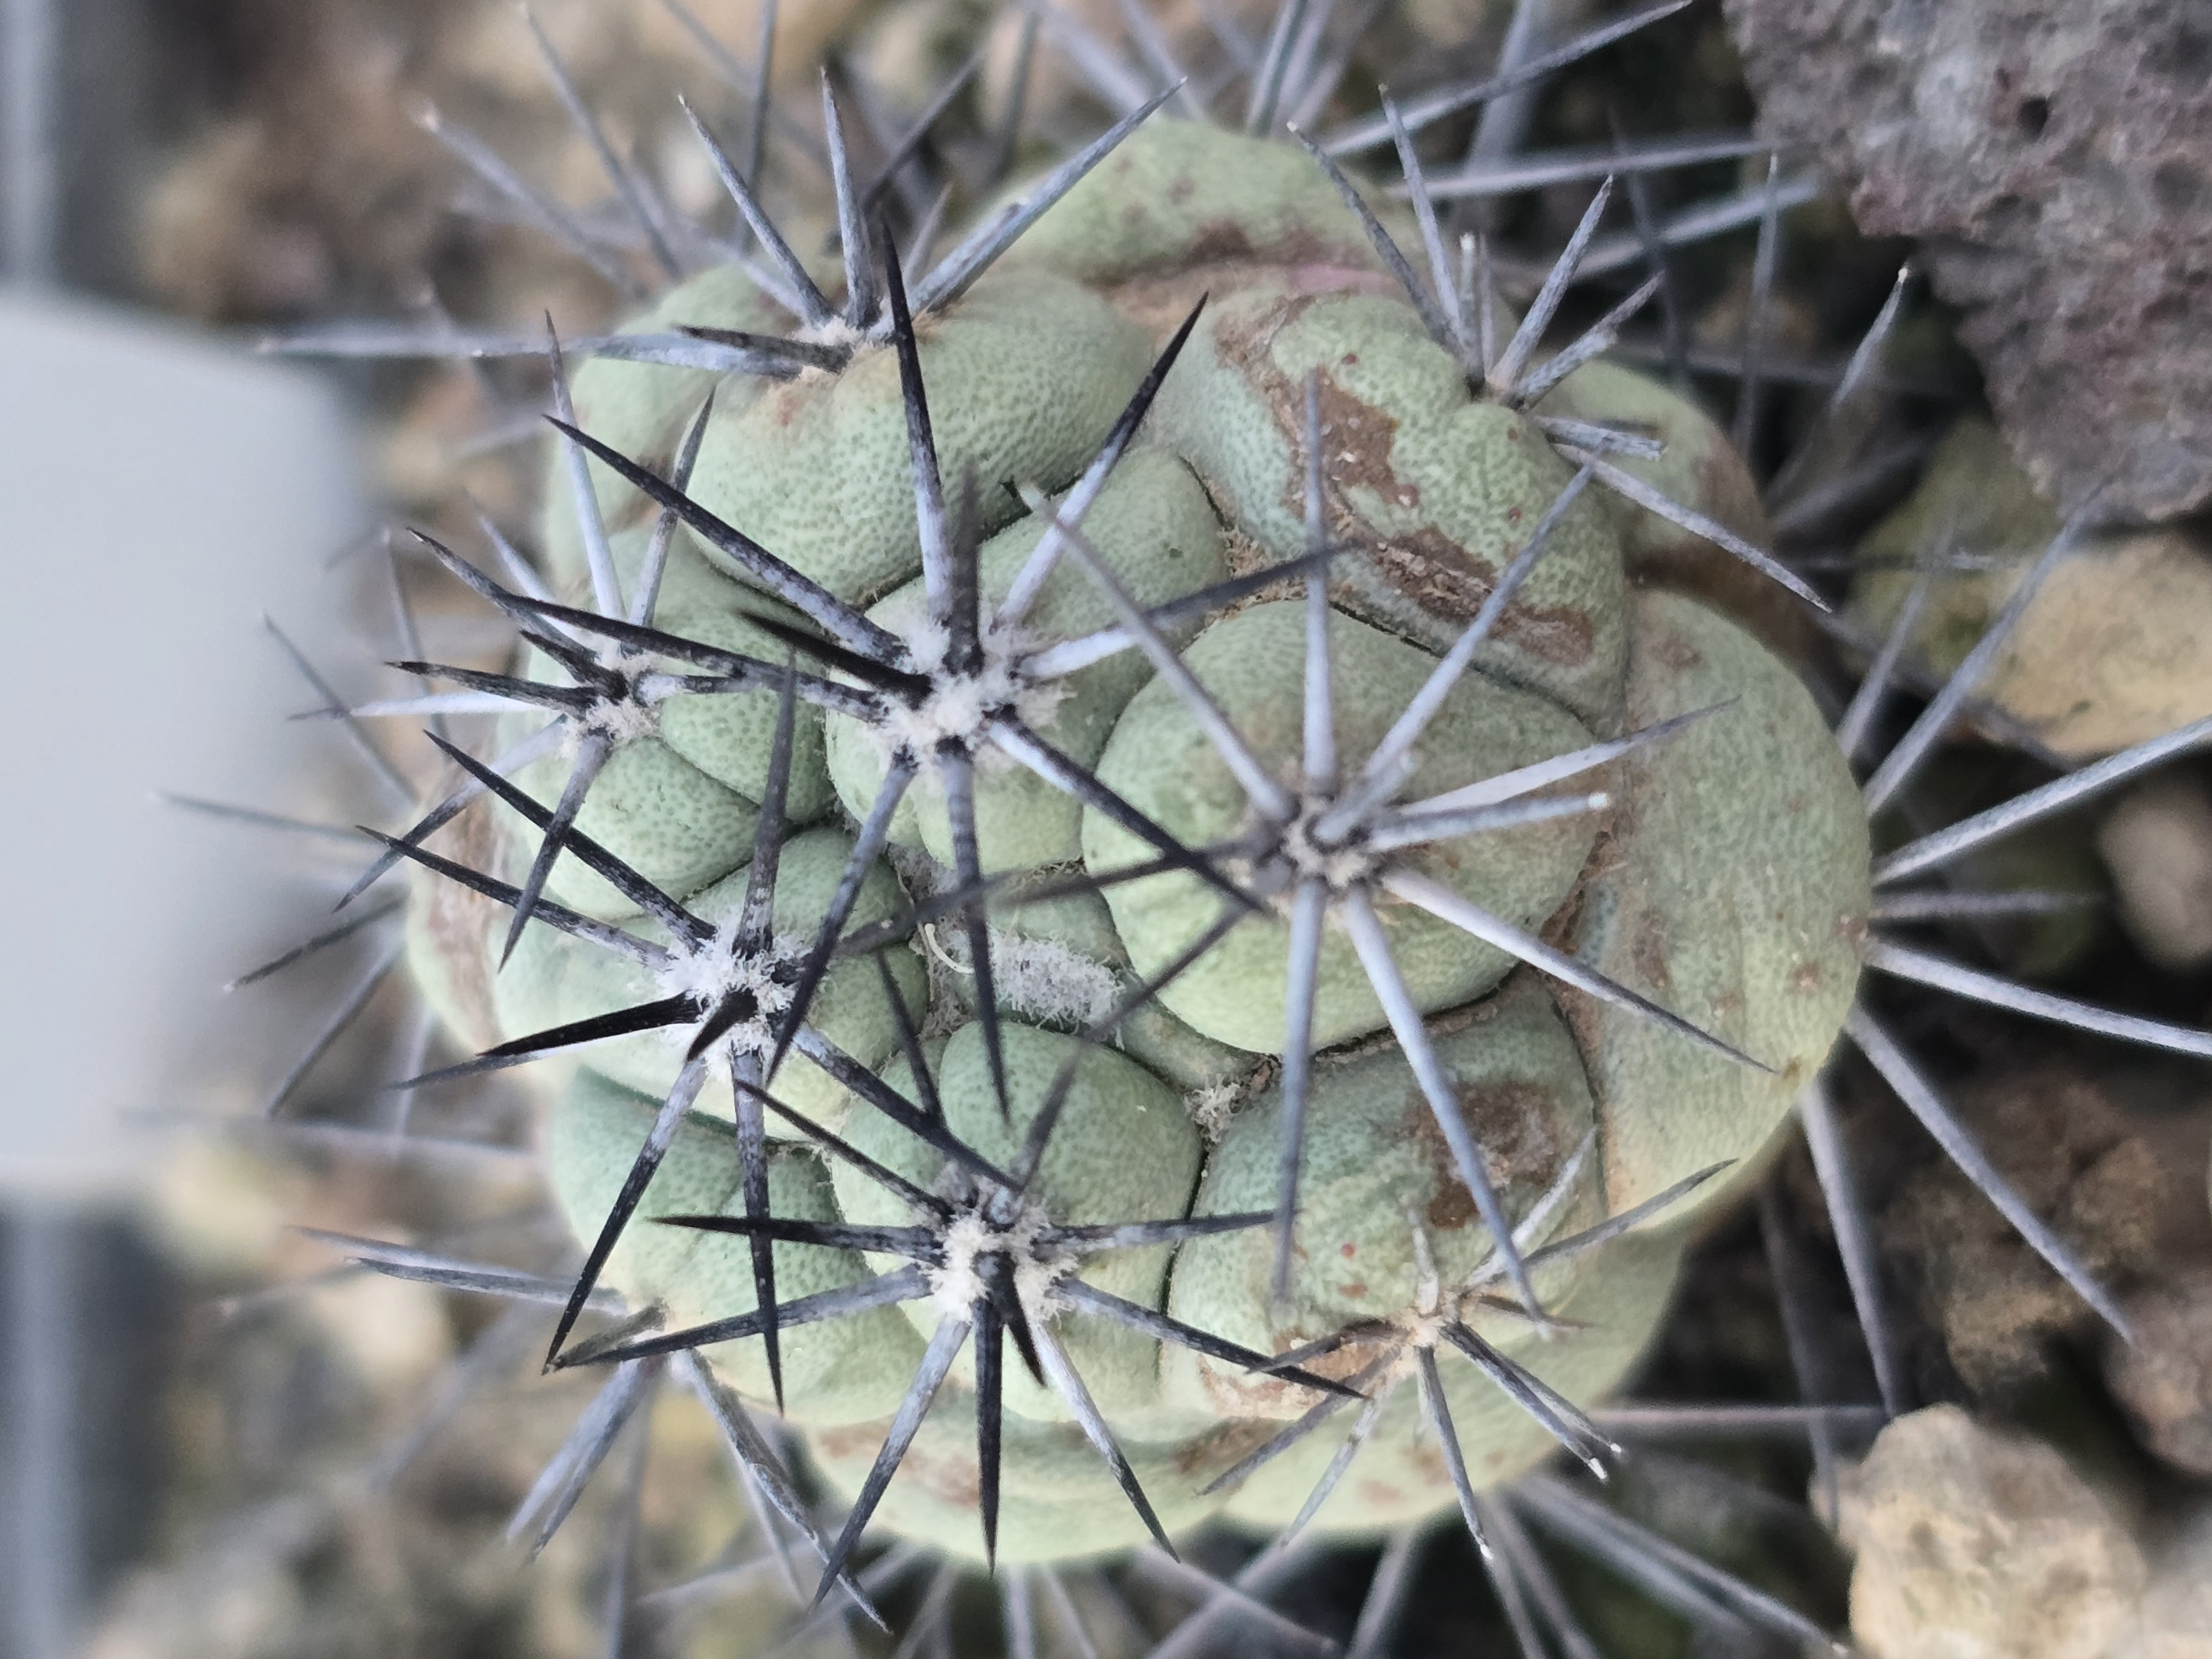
xmin=2103 ymin=1503 xmax=2212 ymax=1659
xmin=2103 ymin=1266 xmax=2212 ymax=1477
xmin=1838 ymin=1405 xmax=2146 ymax=1659
xmin=2097 ymin=772 xmax=2212 ymax=971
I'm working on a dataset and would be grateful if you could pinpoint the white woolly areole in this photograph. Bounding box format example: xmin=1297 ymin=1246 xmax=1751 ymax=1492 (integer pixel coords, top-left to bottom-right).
xmin=1014 ymin=1247 xmax=1074 ymax=1322
xmin=1398 ymin=1311 xmax=1450 ymax=1355
xmin=866 ymin=618 xmax=1068 ymax=774
xmin=927 ymin=1213 xmax=996 ymax=1317
xmin=564 ymin=650 xmax=664 ymax=750
xmin=653 ymin=924 xmax=806 ymax=1057
xmin=575 ymin=696 xmax=661 ymax=748
xmin=1379 ymin=1211 xmax=1453 ymax=1381
xmin=1277 ymin=796 xmax=1379 ymax=891
xmin=1183 ymin=1082 xmax=1243 ymax=1144
xmin=925 ymin=1202 xmax=1070 ymax=1322
xmin=967 ymin=927 xmax=1120 ymax=1030
xmin=798 ymin=316 xmax=864 ymax=350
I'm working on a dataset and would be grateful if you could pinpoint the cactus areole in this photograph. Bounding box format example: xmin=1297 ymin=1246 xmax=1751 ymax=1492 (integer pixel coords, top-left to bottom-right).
xmin=406 ymin=118 xmax=1869 ymax=1569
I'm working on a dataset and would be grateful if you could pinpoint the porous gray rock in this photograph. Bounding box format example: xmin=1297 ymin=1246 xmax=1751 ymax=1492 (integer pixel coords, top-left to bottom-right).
xmin=1721 ymin=0 xmax=2212 ymax=523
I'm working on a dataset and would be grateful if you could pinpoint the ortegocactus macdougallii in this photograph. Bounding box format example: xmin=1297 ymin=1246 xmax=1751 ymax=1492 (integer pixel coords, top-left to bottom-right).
xmin=392 ymin=108 xmax=1869 ymax=1577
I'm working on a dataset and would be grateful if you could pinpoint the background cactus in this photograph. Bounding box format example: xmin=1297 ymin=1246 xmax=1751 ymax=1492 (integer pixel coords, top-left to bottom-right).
xmin=114 ymin=2 xmax=2212 ymax=1655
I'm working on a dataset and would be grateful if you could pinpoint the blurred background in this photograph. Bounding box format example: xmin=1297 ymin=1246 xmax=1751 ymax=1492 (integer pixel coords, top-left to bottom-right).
xmin=2 ymin=4 xmax=364 ymax=1656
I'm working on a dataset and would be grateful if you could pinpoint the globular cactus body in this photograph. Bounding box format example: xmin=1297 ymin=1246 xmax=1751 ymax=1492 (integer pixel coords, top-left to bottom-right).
xmin=409 ymin=114 xmax=1870 ymax=1568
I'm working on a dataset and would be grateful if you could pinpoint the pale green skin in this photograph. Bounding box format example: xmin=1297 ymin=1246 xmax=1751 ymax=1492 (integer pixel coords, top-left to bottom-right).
xmin=1144 ymin=284 xmax=1630 ymax=726
xmin=822 ymin=444 xmax=1229 ymax=872
xmin=498 ymin=826 xmax=924 ymax=1128
xmin=927 ymin=875 xmax=1253 ymax=1096
xmin=504 ymin=701 xmax=758 ymax=922
xmin=404 ymin=116 xmax=1872 ymax=1565
xmin=697 ymin=273 xmax=1153 ymax=604
xmin=540 ymin=265 xmax=784 ymax=590
xmin=1219 ymin=1226 xmax=1683 ymax=1533
xmin=504 ymin=528 xmax=836 ymax=921
xmin=836 ymin=1022 xmax=1206 ymax=1432
xmin=549 ymin=1068 xmax=924 ymax=1426
xmin=1086 ymin=599 xmax=1598 ymax=1052
xmin=1564 ymin=591 xmax=1869 ymax=1220
xmin=804 ymin=1382 xmax=1263 ymax=1564
xmin=1163 ymin=976 xmax=1605 ymax=1423
xmin=1536 ymin=358 xmax=1771 ymax=575
xmin=994 ymin=116 xmax=1400 ymax=289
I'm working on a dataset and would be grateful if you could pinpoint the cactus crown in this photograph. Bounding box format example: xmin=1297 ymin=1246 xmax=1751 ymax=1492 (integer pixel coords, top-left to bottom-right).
xmin=370 ymin=77 xmax=1875 ymax=1588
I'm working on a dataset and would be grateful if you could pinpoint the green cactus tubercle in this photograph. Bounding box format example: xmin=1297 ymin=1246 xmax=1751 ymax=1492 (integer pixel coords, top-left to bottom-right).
xmin=406 ymin=117 xmax=1869 ymax=1566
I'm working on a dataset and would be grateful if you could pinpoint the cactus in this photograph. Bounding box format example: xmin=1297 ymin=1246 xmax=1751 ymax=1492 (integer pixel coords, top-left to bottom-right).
xmin=379 ymin=92 xmax=1874 ymax=1581
xmin=223 ymin=2 xmax=2212 ymax=1650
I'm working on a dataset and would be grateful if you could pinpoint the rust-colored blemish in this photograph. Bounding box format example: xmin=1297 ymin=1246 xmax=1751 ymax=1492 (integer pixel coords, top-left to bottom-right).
xmin=1209 ymin=289 xmax=1316 ymax=367
xmin=1175 ymin=1416 xmax=1283 ymax=1477
xmin=1297 ymin=1330 xmax=1394 ymax=1387
xmin=1363 ymin=529 xmax=1597 ymax=665
xmin=1189 ymin=1321 xmax=1395 ymax=1421
xmin=814 ymin=1422 xmax=889 ymax=1459
xmin=1103 ymin=261 xmax=1402 ymax=333
xmin=1180 ymin=219 xmax=1259 ymax=268
xmin=1311 ymin=371 xmax=1411 ymax=503
xmin=1408 ymin=1438 xmax=1446 ymax=1483
xmin=815 ymin=1423 xmax=980 ymax=1507
xmin=1628 ymin=905 xmax=1674 ymax=996
xmin=1405 ymin=1077 xmax=1562 ymax=1233
xmin=769 ymin=380 xmax=811 ymax=430
xmin=908 ymin=1445 xmax=983 ymax=1509
xmin=1212 ymin=291 xmax=1600 ymax=665
xmin=416 ymin=789 xmax=509 ymax=1052
xmin=814 ymin=1421 xmax=984 ymax=1509
xmin=1653 ymin=628 xmax=1703 ymax=671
